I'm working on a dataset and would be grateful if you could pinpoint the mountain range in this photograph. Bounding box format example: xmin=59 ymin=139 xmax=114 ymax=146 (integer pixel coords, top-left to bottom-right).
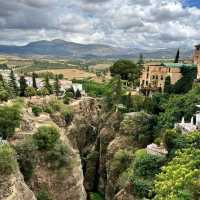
xmin=0 ymin=39 xmax=193 ymax=59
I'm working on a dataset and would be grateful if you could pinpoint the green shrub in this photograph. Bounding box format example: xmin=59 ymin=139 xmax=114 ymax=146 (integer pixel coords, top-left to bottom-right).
xmin=32 ymin=106 xmax=43 ymax=116
xmin=0 ymin=104 xmax=22 ymax=139
xmin=0 ymin=144 xmax=17 ymax=175
xmin=37 ymin=189 xmax=53 ymax=200
xmin=43 ymin=105 xmax=54 ymax=114
xmin=45 ymin=143 xmax=69 ymax=169
xmin=62 ymin=108 xmax=74 ymax=124
xmin=49 ymin=100 xmax=63 ymax=112
xmin=65 ymin=91 xmax=74 ymax=98
xmin=33 ymin=126 xmax=60 ymax=150
xmin=15 ymin=139 xmax=37 ymax=181
xmin=63 ymin=96 xmax=70 ymax=104
xmin=132 ymin=177 xmax=153 ymax=198
xmin=90 ymin=192 xmax=105 ymax=200
xmin=133 ymin=149 xmax=166 ymax=178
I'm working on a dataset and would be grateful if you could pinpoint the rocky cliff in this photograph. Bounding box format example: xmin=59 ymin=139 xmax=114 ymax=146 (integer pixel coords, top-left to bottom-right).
xmin=0 ymin=168 xmax=36 ymax=200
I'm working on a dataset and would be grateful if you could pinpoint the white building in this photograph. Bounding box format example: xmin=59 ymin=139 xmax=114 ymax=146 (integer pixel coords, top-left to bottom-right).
xmin=175 ymin=106 xmax=200 ymax=134
xmin=0 ymin=137 xmax=7 ymax=145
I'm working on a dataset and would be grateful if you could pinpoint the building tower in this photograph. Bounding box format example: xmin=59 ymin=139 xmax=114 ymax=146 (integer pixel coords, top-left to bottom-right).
xmin=193 ymin=44 xmax=200 ymax=79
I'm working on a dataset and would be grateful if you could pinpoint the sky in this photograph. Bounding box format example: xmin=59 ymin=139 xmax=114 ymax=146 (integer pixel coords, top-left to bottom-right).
xmin=0 ymin=0 xmax=200 ymax=50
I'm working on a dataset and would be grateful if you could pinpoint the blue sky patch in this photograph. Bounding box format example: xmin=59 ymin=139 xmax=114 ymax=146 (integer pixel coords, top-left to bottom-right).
xmin=183 ymin=0 xmax=200 ymax=8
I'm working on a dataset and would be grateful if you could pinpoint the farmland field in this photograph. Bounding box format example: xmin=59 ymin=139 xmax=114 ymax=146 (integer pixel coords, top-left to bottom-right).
xmin=36 ymin=68 xmax=96 ymax=80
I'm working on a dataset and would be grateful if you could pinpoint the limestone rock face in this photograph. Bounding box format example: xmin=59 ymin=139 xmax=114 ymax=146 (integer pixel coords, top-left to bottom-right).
xmin=30 ymin=152 xmax=87 ymax=200
xmin=0 ymin=171 xmax=36 ymax=200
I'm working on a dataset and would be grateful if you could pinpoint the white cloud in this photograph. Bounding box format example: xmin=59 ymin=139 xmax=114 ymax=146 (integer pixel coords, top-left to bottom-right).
xmin=0 ymin=0 xmax=200 ymax=50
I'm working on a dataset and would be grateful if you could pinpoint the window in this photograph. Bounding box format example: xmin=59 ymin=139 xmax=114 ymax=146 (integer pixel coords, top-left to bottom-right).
xmin=160 ymin=75 xmax=163 ymax=80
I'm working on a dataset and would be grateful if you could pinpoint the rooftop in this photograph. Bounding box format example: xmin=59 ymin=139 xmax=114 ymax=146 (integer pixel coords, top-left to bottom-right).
xmin=160 ymin=63 xmax=197 ymax=68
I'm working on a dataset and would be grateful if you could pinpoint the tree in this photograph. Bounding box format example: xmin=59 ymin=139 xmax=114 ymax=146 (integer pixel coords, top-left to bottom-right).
xmin=0 ymin=105 xmax=22 ymax=139
xmin=43 ymin=75 xmax=53 ymax=94
xmin=174 ymin=48 xmax=180 ymax=63
xmin=37 ymin=87 xmax=49 ymax=97
xmin=33 ymin=125 xmax=60 ymax=150
xmin=25 ymin=86 xmax=36 ymax=98
xmin=53 ymin=75 xmax=61 ymax=96
xmin=75 ymin=89 xmax=81 ymax=99
xmin=9 ymin=70 xmax=18 ymax=96
xmin=110 ymin=60 xmax=141 ymax=87
xmin=129 ymin=149 xmax=166 ymax=198
xmin=32 ymin=73 xmax=37 ymax=89
xmin=164 ymin=76 xmax=172 ymax=94
xmin=154 ymin=148 xmax=200 ymax=200
xmin=19 ymin=76 xmax=28 ymax=97
xmin=126 ymin=92 xmax=133 ymax=111
xmin=137 ymin=53 xmax=144 ymax=67
xmin=157 ymin=85 xmax=200 ymax=130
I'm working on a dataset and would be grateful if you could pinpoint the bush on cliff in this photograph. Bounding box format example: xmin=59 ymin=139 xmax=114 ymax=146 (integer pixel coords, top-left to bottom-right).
xmin=33 ymin=125 xmax=60 ymax=150
xmin=15 ymin=139 xmax=38 ymax=181
xmin=45 ymin=143 xmax=69 ymax=169
xmin=0 ymin=103 xmax=22 ymax=139
xmin=0 ymin=144 xmax=17 ymax=175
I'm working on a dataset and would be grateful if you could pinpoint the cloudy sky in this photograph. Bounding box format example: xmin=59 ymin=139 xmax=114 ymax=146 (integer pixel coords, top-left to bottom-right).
xmin=0 ymin=0 xmax=200 ymax=50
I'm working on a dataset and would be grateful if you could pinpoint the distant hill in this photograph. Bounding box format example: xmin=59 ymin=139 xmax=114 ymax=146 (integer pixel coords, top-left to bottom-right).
xmin=0 ymin=39 xmax=193 ymax=59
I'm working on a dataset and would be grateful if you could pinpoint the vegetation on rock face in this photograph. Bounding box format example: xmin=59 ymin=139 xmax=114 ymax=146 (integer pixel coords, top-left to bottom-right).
xmin=33 ymin=125 xmax=60 ymax=150
xmin=90 ymin=192 xmax=105 ymax=200
xmin=0 ymin=103 xmax=22 ymax=139
xmin=15 ymin=139 xmax=38 ymax=181
xmin=32 ymin=105 xmax=43 ymax=116
xmin=120 ymin=112 xmax=156 ymax=146
xmin=0 ymin=144 xmax=17 ymax=175
xmin=37 ymin=189 xmax=53 ymax=200
xmin=45 ymin=143 xmax=69 ymax=169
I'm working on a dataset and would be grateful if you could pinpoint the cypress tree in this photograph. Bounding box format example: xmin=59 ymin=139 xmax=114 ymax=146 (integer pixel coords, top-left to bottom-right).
xmin=32 ymin=73 xmax=37 ymax=89
xmin=9 ymin=70 xmax=19 ymax=96
xmin=164 ymin=76 xmax=172 ymax=94
xmin=126 ymin=92 xmax=132 ymax=111
xmin=75 ymin=89 xmax=81 ymax=99
xmin=43 ymin=75 xmax=53 ymax=94
xmin=53 ymin=75 xmax=61 ymax=96
xmin=19 ymin=76 xmax=28 ymax=97
xmin=174 ymin=49 xmax=180 ymax=63
xmin=138 ymin=53 xmax=144 ymax=66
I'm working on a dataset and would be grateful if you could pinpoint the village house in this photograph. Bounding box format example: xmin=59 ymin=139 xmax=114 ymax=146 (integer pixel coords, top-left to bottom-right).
xmin=140 ymin=45 xmax=200 ymax=93
xmin=140 ymin=62 xmax=197 ymax=93
xmin=175 ymin=105 xmax=200 ymax=134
